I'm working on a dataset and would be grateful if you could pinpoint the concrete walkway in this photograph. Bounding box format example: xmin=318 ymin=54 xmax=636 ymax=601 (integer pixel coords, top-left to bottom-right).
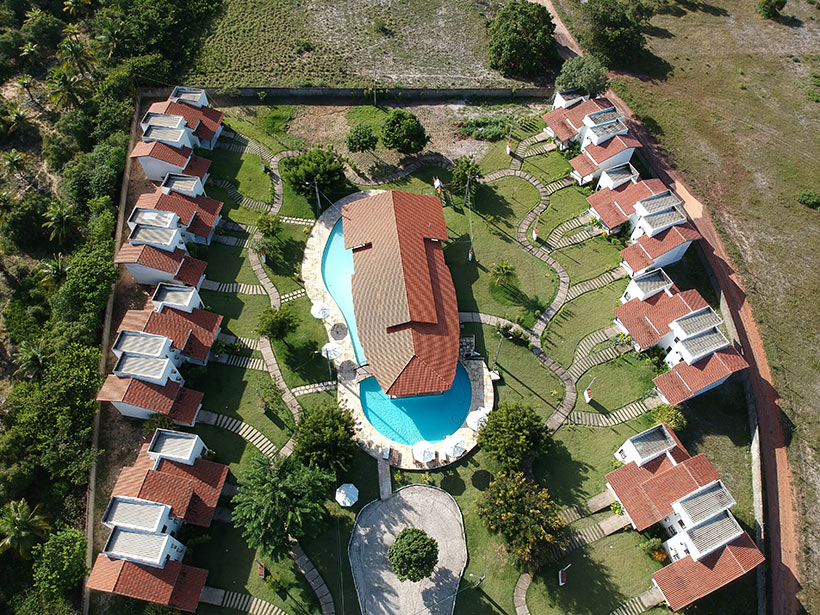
xmin=349 ymin=485 xmax=467 ymax=615
xmin=548 ymin=513 xmax=631 ymax=561
xmin=609 ymin=586 xmax=665 ymax=615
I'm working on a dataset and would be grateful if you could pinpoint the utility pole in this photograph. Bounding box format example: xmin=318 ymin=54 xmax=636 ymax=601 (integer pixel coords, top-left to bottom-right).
xmin=306 ymin=178 xmax=320 ymax=216
xmin=464 ymin=171 xmax=474 ymax=261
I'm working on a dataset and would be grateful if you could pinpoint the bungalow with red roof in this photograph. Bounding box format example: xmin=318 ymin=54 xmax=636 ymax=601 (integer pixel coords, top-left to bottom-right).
xmin=570 ymin=133 xmax=642 ymax=185
xmin=542 ymin=97 xmax=625 ymax=151
xmin=587 ymin=177 xmax=670 ymax=234
xmin=653 ymin=346 xmax=748 ymax=406
xmin=606 ymin=424 xmax=763 ymax=611
xmin=620 ymin=221 xmax=701 ymax=277
xmin=145 ymin=87 xmax=224 ymax=150
xmin=114 ymin=242 xmax=207 ymax=289
xmin=129 ymin=141 xmax=211 ymax=183
xmin=342 ymin=190 xmax=459 ymax=398
xmin=130 ymin=174 xmax=223 ymax=245
xmin=550 ymin=87 xmax=589 ymax=111
xmin=87 ymin=430 xmax=228 ymax=612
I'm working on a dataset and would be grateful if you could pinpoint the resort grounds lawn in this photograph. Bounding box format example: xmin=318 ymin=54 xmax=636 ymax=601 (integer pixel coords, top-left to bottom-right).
xmin=263 ymin=224 xmax=309 ymax=295
xmin=223 ymin=111 xmax=305 ymax=157
xmin=189 ymin=363 xmax=294 ymax=448
xmin=521 ymin=151 xmax=572 ymax=186
xmin=191 ymin=521 xmax=321 ymax=615
xmin=542 ymin=281 xmax=627 ymax=368
xmin=296 ymin=390 xmax=337 ymax=414
xmin=270 ymin=296 xmax=335 ymax=388
xmin=479 ymin=139 xmax=516 ymax=175
xmin=200 ymin=290 xmax=269 ymax=339
xmin=205 ymin=149 xmax=273 ymax=203
xmin=572 ymin=354 xmax=657 ymax=415
xmin=462 ymin=323 xmax=563 ymax=418
xmin=553 ymin=237 xmax=623 ymax=284
xmin=206 ymin=183 xmax=261 ymax=226
xmin=280 ymin=180 xmax=320 ymax=219
xmin=203 ymin=244 xmax=259 ymax=286
xmin=192 ymin=424 xmax=257 ymax=482
xmin=532 ymin=185 xmax=590 ymax=237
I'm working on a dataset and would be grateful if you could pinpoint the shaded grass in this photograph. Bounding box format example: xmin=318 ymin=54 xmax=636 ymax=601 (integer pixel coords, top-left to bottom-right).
xmin=205 ymin=149 xmax=273 ymax=203
xmin=280 ymin=179 xmax=319 ymax=219
xmin=203 ymin=244 xmax=259 ymax=285
xmin=297 ymin=390 xmax=337 ymax=414
xmin=262 ymin=224 xmax=309 ymax=295
xmin=664 ymin=245 xmax=719 ymax=309
xmin=200 ymin=290 xmax=270 ymax=339
xmin=192 ymin=424 xmax=258 ymax=483
xmin=269 ymin=296 xmax=333 ymax=388
xmin=553 ymin=237 xmax=623 ymax=283
xmin=479 ymin=138 xmax=517 ymax=174
xmin=572 ymin=353 xmax=657 ymax=415
xmin=542 ymin=282 xmax=627 ymax=368
xmin=521 ymin=151 xmax=572 ymax=185
xmin=206 ymin=183 xmax=261 ymax=226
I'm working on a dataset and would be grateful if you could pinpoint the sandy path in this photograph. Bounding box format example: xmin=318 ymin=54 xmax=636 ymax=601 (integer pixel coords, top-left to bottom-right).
xmin=526 ymin=2 xmax=801 ymax=613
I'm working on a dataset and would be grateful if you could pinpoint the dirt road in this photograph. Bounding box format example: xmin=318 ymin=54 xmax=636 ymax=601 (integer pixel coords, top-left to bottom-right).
xmin=528 ymin=2 xmax=801 ymax=613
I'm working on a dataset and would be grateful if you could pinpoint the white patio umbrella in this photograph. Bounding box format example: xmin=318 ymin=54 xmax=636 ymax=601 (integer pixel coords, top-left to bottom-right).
xmin=311 ymin=302 xmax=331 ymax=320
xmin=442 ymin=434 xmax=467 ymax=459
xmin=412 ymin=440 xmax=436 ymax=464
xmin=321 ymin=342 xmax=342 ymax=361
xmin=466 ymin=407 xmax=490 ymax=431
xmin=335 ymin=483 xmax=359 ymax=507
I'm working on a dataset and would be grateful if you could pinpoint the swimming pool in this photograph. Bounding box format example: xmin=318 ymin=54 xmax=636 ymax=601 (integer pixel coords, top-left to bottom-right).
xmin=321 ymin=218 xmax=472 ymax=445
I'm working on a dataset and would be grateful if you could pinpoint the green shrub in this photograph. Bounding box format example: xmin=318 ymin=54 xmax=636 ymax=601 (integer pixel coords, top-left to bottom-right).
xmin=455 ymin=116 xmax=513 ymax=141
xmin=796 ymin=190 xmax=820 ymax=209
xmin=579 ymin=0 xmax=646 ymax=66
xmin=387 ymin=528 xmax=438 ymax=582
xmin=381 ymin=109 xmax=429 ymax=155
xmin=345 ymin=123 xmax=378 ymax=153
xmin=640 ymin=536 xmax=662 ymax=554
xmin=261 ymin=106 xmax=295 ymax=135
xmin=32 ymin=528 xmax=87 ymax=598
xmin=294 ymin=403 xmax=357 ymax=475
xmin=478 ymin=401 xmax=549 ymax=469
xmin=555 ymin=55 xmax=610 ymax=97
xmin=651 ymin=403 xmax=687 ymax=431
xmin=142 ymin=414 xmax=175 ymax=438
xmin=610 ymin=500 xmax=624 ymax=515
xmin=450 ymin=156 xmax=483 ymax=195
xmin=758 ymin=0 xmax=787 ymax=18
xmin=279 ymin=147 xmax=346 ymax=198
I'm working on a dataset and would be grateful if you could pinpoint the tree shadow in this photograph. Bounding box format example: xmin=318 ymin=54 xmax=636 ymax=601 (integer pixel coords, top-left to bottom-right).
xmin=775 ymin=13 xmax=803 ymax=27
xmin=657 ymin=0 xmax=729 ymax=16
xmin=443 ymin=233 xmax=480 ymax=312
xmin=266 ymin=235 xmax=303 ymax=280
xmin=473 ymin=183 xmax=514 ymax=220
xmin=284 ymin=339 xmax=329 ymax=383
xmin=643 ymin=24 xmax=675 ymax=39
xmin=677 ymin=376 xmax=752 ymax=451
xmin=532 ymin=439 xmax=594 ymax=508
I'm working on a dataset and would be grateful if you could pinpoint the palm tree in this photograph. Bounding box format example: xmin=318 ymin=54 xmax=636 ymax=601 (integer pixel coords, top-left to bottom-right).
xmin=63 ymin=23 xmax=82 ymax=42
xmin=95 ymin=15 xmax=128 ymax=61
xmin=0 ymin=190 xmax=15 ymax=222
xmin=57 ymin=37 xmax=94 ymax=76
xmin=14 ymin=339 xmax=51 ymax=378
xmin=38 ymin=253 xmax=70 ymax=288
xmin=42 ymin=201 xmax=78 ymax=244
xmin=23 ymin=8 xmax=44 ymax=23
xmin=47 ymin=66 xmax=90 ymax=110
xmin=2 ymin=150 xmax=31 ymax=185
xmin=63 ymin=0 xmax=91 ymax=17
xmin=5 ymin=105 xmax=28 ymax=134
xmin=19 ymin=42 xmax=39 ymax=65
xmin=16 ymin=75 xmax=44 ymax=110
xmin=0 ymin=500 xmax=50 ymax=559
xmin=489 ymin=260 xmax=515 ymax=287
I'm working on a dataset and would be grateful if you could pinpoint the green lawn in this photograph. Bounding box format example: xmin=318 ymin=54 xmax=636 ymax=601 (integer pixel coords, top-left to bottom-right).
xmin=190 ymin=363 xmax=294 ymax=448
xmin=479 ymin=139 xmax=517 ymax=175
xmin=205 ymin=149 xmax=273 ymax=203
xmin=463 ymin=323 xmax=563 ymax=418
xmin=280 ymin=181 xmax=320 ymax=219
xmin=207 ymin=184 xmax=261 ymax=226
xmin=190 ymin=521 xmax=321 ymax=615
xmin=223 ymin=112 xmax=305 ymax=157
xmin=542 ymin=282 xmax=627 ymax=368
xmin=346 ymin=105 xmax=388 ymax=132
xmin=270 ymin=296 xmax=334 ymax=388
xmin=532 ymin=185 xmax=590 ymax=237
xmin=572 ymin=354 xmax=656 ymax=415
xmin=203 ymin=244 xmax=259 ymax=285
xmin=200 ymin=290 xmax=270 ymax=339
xmin=297 ymin=390 xmax=337 ymax=414
xmin=553 ymin=237 xmax=623 ymax=284
xmin=263 ymin=224 xmax=309 ymax=295
xmin=521 ymin=151 xmax=572 ymax=186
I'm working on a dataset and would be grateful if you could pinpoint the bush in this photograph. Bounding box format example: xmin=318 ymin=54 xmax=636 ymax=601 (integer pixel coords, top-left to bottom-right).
xmin=279 ymin=147 xmax=346 ymax=198
xmin=796 ymin=190 xmax=820 ymax=209
xmin=50 ymin=245 xmax=117 ymax=325
xmin=387 ymin=528 xmax=438 ymax=582
xmin=651 ymin=403 xmax=687 ymax=431
xmin=10 ymin=591 xmax=78 ymax=615
xmin=142 ymin=414 xmax=175 ymax=438
xmin=579 ymin=0 xmax=646 ymax=67
xmin=1 ymin=193 xmax=48 ymax=250
xmin=610 ymin=500 xmax=624 ymax=515
xmin=478 ymin=402 xmax=548 ymax=469
xmin=20 ymin=13 xmax=64 ymax=51
xmin=261 ymin=106 xmax=295 ymax=135
xmin=256 ymin=213 xmax=282 ymax=237
xmin=488 ymin=0 xmax=559 ymax=77
xmin=256 ymin=305 xmax=298 ymax=341
xmin=555 ymin=55 xmax=610 ymax=98
xmin=640 ymin=536 xmax=662 ymax=554
xmin=455 ymin=116 xmax=513 ymax=141
xmin=345 ymin=124 xmax=378 ymax=154
xmin=32 ymin=528 xmax=87 ymax=598
xmin=449 ymin=156 xmax=483 ymax=195
xmin=294 ymin=404 xmax=356 ymax=475
xmin=380 ymin=109 xmax=429 ymax=155
xmin=758 ymin=0 xmax=787 ymax=18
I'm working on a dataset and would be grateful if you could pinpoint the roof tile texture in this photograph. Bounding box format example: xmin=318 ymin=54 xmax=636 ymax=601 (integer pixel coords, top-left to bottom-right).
xmin=620 ymin=221 xmax=702 ymax=273
xmin=542 ymin=97 xmax=614 ymax=142
xmin=149 ymin=99 xmax=224 ymax=143
xmin=96 ymin=375 xmax=201 ymax=425
xmin=653 ymin=346 xmax=749 ymax=404
xmin=136 ymin=188 xmax=223 ymax=240
xmin=130 ymin=141 xmax=192 ymax=167
xmin=587 ymin=178 xmax=669 ymax=229
xmin=117 ymin=306 xmax=221 ymax=363
xmin=613 ymin=288 xmax=709 ymax=349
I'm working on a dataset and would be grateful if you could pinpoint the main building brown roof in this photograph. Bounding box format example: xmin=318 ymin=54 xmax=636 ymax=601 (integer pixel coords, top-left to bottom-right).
xmin=342 ymin=191 xmax=459 ymax=397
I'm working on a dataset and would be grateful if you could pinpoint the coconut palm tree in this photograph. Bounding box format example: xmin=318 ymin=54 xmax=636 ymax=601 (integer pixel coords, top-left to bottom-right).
xmin=38 ymin=253 xmax=70 ymax=288
xmin=16 ymin=75 xmax=44 ymax=111
xmin=5 ymin=105 xmax=28 ymax=134
xmin=47 ymin=66 xmax=90 ymax=110
xmin=63 ymin=0 xmax=91 ymax=17
xmin=19 ymin=42 xmax=39 ymax=66
xmin=95 ymin=15 xmax=129 ymax=61
xmin=14 ymin=339 xmax=51 ymax=378
xmin=57 ymin=37 xmax=94 ymax=76
xmin=489 ymin=260 xmax=515 ymax=287
xmin=23 ymin=8 xmax=44 ymax=23
xmin=63 ymin=23 xmax=82 ymax=42
xmin=2 ymin=149 xmax=31 ymax=186
xmin=42 ymin=201 xmax=78 ymax=244
xmin=0 ymin=499 xmax=50 ymax=559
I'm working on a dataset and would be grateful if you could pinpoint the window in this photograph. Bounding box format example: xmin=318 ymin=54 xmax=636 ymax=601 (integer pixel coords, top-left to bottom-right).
xmin=161 ymin=525 xmax=167 ymax=533
xmin=678 ymin=520 xmax=685 ymax=529
xmin=623 ymin=292 xmax=631 ymax=301
xmin=673 ymin=337 xmax=680 ymax=343
xmin=665 ymin=347 xmax=671 ymax=353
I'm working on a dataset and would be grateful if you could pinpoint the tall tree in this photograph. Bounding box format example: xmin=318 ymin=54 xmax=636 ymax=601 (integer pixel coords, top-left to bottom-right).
xmin=255 ymin=305 xmax=298 ymax=342
xmin=47 ymin=67 xmax=90 ymax=110
xmin=42 ymin=201 xmax=78 ymax=245
xmin=38 ymin=253 xmax=71 ymax=288
xmin=345 ymin=124 xmax=378 ymax=156
xmin=57 ymin=38 xmax=94 ymax=75
xmin=294 ymin=403 xmax=357 ymax=475
xmin=32 ymin=527 xmax=87 ymax=597
xmin=232 ymin=454 xmax=334 ymax=560
xmin=2 ymin=149 xmax=32 ymax=186
xmin=478 ymin=401 xmax=549 ymax=469
xmin=488 ymin=260 xmax=515 ymax=287
xmin=555 ymin=55 xmax=610 ymax=97
xmin=387 ymin=528 xmax=439 ymax=582
xmin=488 ymin=0 xmax=559 ymax=77
xmin=450 ymin=156 xmax=483 ymax=196
xmin=0 ymin=499 xmax=50 ymax=559
xmin=579 ymin=0 xmax=646 ymax=66
xmin=5 ymin=105 xmax=29 ymax=135
xmin=95 ymin=15 xmax=130 ymax=61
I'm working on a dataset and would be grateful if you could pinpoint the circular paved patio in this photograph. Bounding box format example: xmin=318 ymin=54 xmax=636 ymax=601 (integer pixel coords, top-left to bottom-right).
xmin=349 ymin=485 xmax=468 ymax=615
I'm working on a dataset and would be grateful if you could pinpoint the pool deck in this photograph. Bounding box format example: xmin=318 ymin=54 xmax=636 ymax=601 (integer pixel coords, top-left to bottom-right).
xmin=302 ymin=191 xmax=495 ymax=471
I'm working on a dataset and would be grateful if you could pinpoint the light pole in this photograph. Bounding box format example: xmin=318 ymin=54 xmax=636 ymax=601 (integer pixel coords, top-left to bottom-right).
xmin=492 ymin=328 xmax=509 ymax=370
xmin=305 ymin=178 xmax=320 ymax=216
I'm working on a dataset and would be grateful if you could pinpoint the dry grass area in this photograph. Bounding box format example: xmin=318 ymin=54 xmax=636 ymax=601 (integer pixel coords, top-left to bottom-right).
xmin=550 ymin=0 xmax=820 ymax=608
xmin=184 ymin=0 xmax=522 ymax=87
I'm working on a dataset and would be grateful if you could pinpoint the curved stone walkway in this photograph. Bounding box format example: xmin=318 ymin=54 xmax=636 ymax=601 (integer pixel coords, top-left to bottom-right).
xmin=197 ymin=410 xmax=279 ymax=458
xmin=344 ymin=152 xmax=451 ymax=186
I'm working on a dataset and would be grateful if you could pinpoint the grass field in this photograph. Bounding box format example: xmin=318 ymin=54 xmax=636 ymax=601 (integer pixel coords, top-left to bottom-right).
xmin=572 ymin=354 xmax=657 ymax=415
xmin=184 ymin=0 xmax=517 ymax=88
xmin=200 ymin=290 xmax=269 ymax=339
xmin=203 ymin=244 xmax=260 ymax=285
xmin=206 ymin=149 xmax=273 ymax=203
xmin=554 ymin=237 xmax=623 ymax=283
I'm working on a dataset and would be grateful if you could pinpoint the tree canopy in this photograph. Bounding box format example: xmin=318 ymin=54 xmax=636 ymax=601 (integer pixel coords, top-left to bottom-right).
xmin=345 ymin=124 xmax=378 ymax=154
xmin=579 ymin=0 xmax=647 ymax=67
xmin=279 ymin=147 xmax=346 ymax=199
xmin=31 ymin=527 xmax=87 ymax=597
xmin=294 ymin=403 xmax=357 ymax=475
xmin=478 ymin=402 xmax=548 ymax=468
xmin=232 ymin=453 xmax=334 ymax=560
xmin=555 ymin=55 xmax=610 ymax=98
xmin=256 ymin=305 xmax=298 ymax=341
xmin=488 ymin=0 xmax=559 ymax=77
xmin=380 ymin=110 xmax=429 ymax=155
xmin=387 ymin=528 xmax=439 ymax=582
xmin=449 ymin=156 xmax=483 ymax=196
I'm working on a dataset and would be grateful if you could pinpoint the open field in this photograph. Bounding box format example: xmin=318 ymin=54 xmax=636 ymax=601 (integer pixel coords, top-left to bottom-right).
xmin=548 ymin=0 xmax=820 ymax=605
xmin=183 ymin=0 xmax=522 ymax=88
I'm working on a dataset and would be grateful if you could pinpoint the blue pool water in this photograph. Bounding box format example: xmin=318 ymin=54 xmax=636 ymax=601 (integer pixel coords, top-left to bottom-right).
xmin=321 ymin=218 xmax=472 ymax=445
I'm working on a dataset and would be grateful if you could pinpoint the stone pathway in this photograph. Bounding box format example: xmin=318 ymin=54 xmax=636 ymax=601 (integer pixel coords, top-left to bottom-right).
xmin=213 ymin=232 xmax=252 ymax=248
xmin=291 ymin=381 xmax=337 ymax=397
xmin=566 ymin=267 xmax=626 ymax=301
xmin=279 ymin=288 xmax=306 ymax=302
xmin=548 ymin=513 xmax=631 ymax=561
xmin=345 ymin=153 xmax=452 ymax=186
xmin=280 ymin=216 xmax=315 ymax=225
xmin=609 ymin=586 xmax=665 ymax=615
xmin=546 ymin=214 xmax=601 ymax=250
xmin=513 ymin=573 xmax=532 ymax=615
xmin=510 ymin=132 xmax=555 ymax=170
xmin=217 ymin=332 xmax=260 ymax=351
xmin=289 ymin=540 xmax=336 ymax=615
xmin=557 ymin=490 xmax=617 ymax=525
xmin=213 ymin=178 xmax=270 ymax=211
xmin=211 ymin=352 xmax=267 ymax=371
xmin=201 ymin=278 xmax=267 ymax=295
xmin=217 ymin=589 xmax=287 ymax=615
xmin=197 ymin=410 xmax=279 ymax=458
xmin=377 ymin=458 xmax=392 ymax=501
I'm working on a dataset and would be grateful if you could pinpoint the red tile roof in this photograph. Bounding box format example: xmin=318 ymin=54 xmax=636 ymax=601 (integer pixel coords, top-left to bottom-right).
xmin=149 ymin=100 xmax=224 ymax=143
xmin=542 ymin=98 xmax=614 ymax=142
xmin=87 ymin=554 xmax=207 ymax=612
xmin=570 ymin=152 xmax=599 ymax=179
xmin=130 ymin=141 xmax=192 ymax=168
xmin=607 ymin=451 xmax=719 ymax=531
xmin=653 ymin=532 xmax=764 ymax=611
xmin=182 ymin=155 xmax=211 ymax=181
xmin=653 ymin=346 xmax=749 ymax=405
xmin=342 ymin=191 xmax=459 ymax=397
xmin=587 ymin=178 xmax=669 ymax=229
xmin=96 ymin=375 xmax=202 ymax=425
xmin=111 ymin=444 xmax=228 ymax=527
xmin=114 ymin=245 xmax=206 ymax=287
xmin=620 ymin=222 xmax=702 ymax=273
xmin=584 ymin=133 xmax=642 ymax=165
xmin=613 ymin=288 xmax=709 ymax=349
xmin=118 ymin=307 xmax=222 ymax=363
xmin=136 ymin=188 xmax=223 ymax=241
